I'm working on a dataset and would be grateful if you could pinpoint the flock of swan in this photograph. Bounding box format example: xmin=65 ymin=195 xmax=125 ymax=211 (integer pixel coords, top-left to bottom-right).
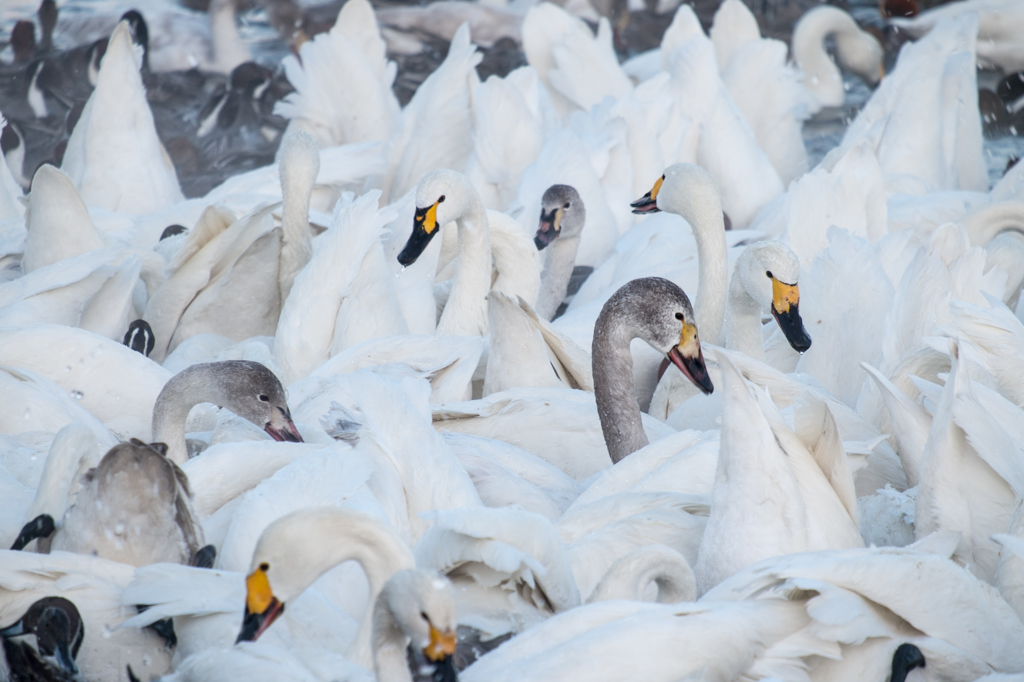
xmin=1 ymin=0 xmax=1024 ymax=679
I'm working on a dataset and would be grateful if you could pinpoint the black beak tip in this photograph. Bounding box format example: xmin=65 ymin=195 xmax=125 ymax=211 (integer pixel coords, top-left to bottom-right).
xmin=397 ymin=249 xmax=417 ymax=267
xmin=773 ymin=306 xmax=813 ymax=354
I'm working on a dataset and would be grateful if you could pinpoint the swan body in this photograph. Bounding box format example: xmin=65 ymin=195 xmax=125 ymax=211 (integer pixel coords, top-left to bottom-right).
xmin=694 ymin=353 xmax=862 ymax=594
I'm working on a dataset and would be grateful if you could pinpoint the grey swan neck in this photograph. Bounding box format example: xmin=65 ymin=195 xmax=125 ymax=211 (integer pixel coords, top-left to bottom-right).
xmin=593 ymin=305 xmax=649 ymax=464
xmin=152 ymin=366 xmax=232 ymax=466
xmin=536 ymin=234 xmax=580 ymax=321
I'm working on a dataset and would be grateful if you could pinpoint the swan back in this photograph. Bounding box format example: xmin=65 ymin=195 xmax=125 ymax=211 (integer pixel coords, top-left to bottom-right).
xmin=23 ymin=165 xmax=103 ymax=274
xmin=709 ymin=0 xmax=760 ymax=72
xmin=53 ymin=439 xmax=201 ymax=567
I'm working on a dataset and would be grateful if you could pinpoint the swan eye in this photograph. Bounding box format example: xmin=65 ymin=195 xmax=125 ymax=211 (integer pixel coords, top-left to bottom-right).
xmin=766 ymin=271 xmax=773 ymax=279
xmin=564 ymin=202 xmax=570 ymax=209
xmin=674 ymin=312 xmax=683 ymax=321
xmin=420 ymin=611 xmax=429 ymax=622
xmin=259 ymin=394 xmax=269 ymax=402
xmin=259 ymin=563 xmax=269 ymax=572
xmin=438 ymin=195 xmax=445 ymax=203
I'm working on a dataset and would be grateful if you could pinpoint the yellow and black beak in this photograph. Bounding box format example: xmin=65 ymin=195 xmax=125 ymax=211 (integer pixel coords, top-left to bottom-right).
xmin=667 ymin=322 xmax=713 ymax=395
xmin=535 ymin=206 xmax=564 ymax=250
xmin=770 ymin=277 xmax=812 ymax=353
xmin=398 ymin=199 xmax=442 ymax=267
xmin=236 ymin=564 xmax=284 ymax=643
xmin=423 ymin=624 xmax=458 ymax=682
xmin=630 ymin=175 xmax=664 ymax=214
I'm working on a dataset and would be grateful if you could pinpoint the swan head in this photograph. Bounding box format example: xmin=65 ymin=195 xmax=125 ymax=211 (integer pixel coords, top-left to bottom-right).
xmin=535 ymin=184 xmax=585 ymax=250
xmin=834 ymin=29 xmax=885 ymax=86
xmin=238 ymin=508 xmax=410 ymax=644
xmin=179 ymin=361 xmax=302 ymax=443
xmin=599 ymin=277 xmax=714 ymax=395
xmin=735 ymin=241 xmax=812 ymax=352
xmin=0 ymin=596 xmax=83 ymax=676
xmin=630 ymin=164 xmax=722 ymax=219
xmin=398 ymin=169 xmax=472 ymax=267
xmin=374 ymin=570 xmax=458 ymax=680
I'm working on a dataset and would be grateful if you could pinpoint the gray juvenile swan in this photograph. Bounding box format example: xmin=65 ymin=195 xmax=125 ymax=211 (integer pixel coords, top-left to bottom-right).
xmin=152 ymin=360 xmax=303 ymax=466
xmin=54 ymin=440 xmax=203 ymax=567
xmin=593 ymin=277 xmax=713 ymax=463
xmin=534 ymin=184 xmax=586 ymax=321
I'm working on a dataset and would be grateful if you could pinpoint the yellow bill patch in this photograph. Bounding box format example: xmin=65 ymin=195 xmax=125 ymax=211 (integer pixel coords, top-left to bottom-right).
xmin=245 ymin=564 xmax=274 ymax=615
xmin=771 ymin=278 xmax=800 ymax=314
xmin=415 ymin=200 xmax=442 ymax=235
xmin=650 ymin=175 xmax=665 ymax=201
xmin=678 ymin=321 xmax=699 ymax=355
xmin=425 ymin=624 xmax=457 ymax=661
xmin=552 ymin=207 xmax=564 ymax=233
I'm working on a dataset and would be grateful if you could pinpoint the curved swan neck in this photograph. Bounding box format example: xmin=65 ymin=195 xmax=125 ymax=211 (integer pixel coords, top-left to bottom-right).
xmin=593 ymin=310 xmax=648 ymax=464
xmin=152 ymin=370 xmax=231 ymax=466
xmin=437 ymin=190 xmax=491 ymax=336
xmin=536 ymin=235 xmax=580 ymax=321
xmin=724 ymin=271 xmax=765 ymax=362
xmin=277 ymin=134 xmax=318 ymax=303
xmin=791 ymin=7 xmax=855 ymax=106
xmin=371 ymin=599 xmax=414 ymax=682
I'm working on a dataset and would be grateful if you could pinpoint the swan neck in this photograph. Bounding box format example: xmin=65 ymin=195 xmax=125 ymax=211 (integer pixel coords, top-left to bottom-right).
xmin=278 ymin=176 xmax=314 ymax=304
xmin=341 ymin=526 xmax=417 ymax=669
xmin=152 ymin=372 xmax=226 ymax=466
xmin=593 ymin=313 xmax=648 ymax=464
xmin=791 ymin=10 xmax=849 ymax=103
xmin=372 ymin=599 xmax=414 ymax=682
xmin=536 ymin=236 xmax=580 ymax=321
xmin=724 ymin=272 xmax=765 ymax=362
xmin=437 ymin=194 xmax=491 ymax=336
xmin=689 ymin=207 xmax=728 ymax=345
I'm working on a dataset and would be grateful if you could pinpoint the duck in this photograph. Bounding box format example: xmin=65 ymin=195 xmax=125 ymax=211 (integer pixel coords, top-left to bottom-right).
xmin=0 ymin=596 xmax=83 ymax=682
xmin=790 ymin=5 xmax=885 ymax=111
xmin=0 ymin=550 xmax=172 ymax=681
xmin=534 ymin=184 xmax=586 ymax=321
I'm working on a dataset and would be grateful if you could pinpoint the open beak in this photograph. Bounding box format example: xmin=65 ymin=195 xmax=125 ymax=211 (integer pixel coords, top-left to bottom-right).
xmin=770 ymin=278 xmax=812 ymax=353
xmin=398 ymin=199 xmax=442 ymax=266
xmin=630 ymin=175 xmax=664 ymax=214
xmin=667 ymin=322 xmax=713 ymax=395
xmin=265 ymin=408 xmax=302 ymax=443
xmin=237 ymin=566 xmax=284 ymax=643
xmin=534 ymin=206 xmax=563 ymax=250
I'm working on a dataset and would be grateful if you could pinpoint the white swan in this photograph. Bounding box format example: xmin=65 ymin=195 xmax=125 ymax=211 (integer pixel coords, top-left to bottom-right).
xmin=395 ymin=168 xmax=540 ymax=336
xmin=694 ymin=352 xmax=862 ymax=594
xmin=275 ymin=0 xmax=400 ymax=150
xmin=790 ymin=5 xmax=884 ymax=111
